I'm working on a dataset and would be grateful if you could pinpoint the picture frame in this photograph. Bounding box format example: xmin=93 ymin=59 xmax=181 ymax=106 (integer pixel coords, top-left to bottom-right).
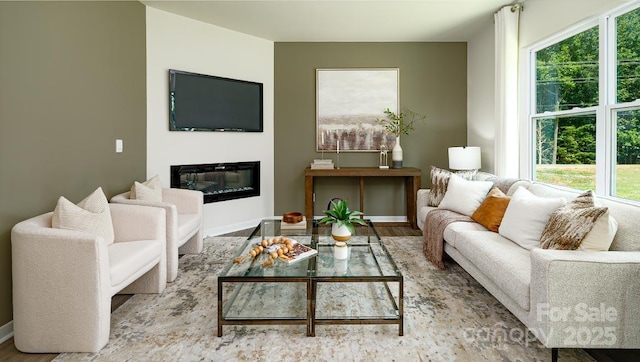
xmin=316 ymin=68 xmax=399 ymax=152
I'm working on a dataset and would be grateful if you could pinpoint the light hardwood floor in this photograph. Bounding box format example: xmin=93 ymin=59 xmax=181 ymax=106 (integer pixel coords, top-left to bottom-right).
xmin=2 ymin=224 xmax=636 ymax=361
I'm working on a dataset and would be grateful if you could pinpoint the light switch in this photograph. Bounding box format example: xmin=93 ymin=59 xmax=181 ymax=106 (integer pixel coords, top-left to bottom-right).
xmin=116 ymin=139 xmax=123 ymax=153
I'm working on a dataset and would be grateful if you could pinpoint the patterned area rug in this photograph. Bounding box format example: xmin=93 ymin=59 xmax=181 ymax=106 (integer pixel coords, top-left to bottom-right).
xmin=55 ymin=236 xmax=592 ymax=361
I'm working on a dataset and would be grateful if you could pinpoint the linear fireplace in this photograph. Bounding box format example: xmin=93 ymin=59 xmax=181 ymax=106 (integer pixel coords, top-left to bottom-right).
xmin=170 ymin=161 xmax=260 ymax=203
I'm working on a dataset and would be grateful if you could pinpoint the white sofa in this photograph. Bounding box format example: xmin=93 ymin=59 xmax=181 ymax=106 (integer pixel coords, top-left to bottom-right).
xmin=11 ymin=203 xmax=167 ymax=353
xmin=417 ymin=178 xmax=640 ymax=353
xmin=111 ymin=187 xmax=203 ymax=282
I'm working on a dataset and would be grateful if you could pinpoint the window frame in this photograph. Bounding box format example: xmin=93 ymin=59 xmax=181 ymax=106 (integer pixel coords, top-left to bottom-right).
xmin=521 ymin=1 xmax=640 ymax=203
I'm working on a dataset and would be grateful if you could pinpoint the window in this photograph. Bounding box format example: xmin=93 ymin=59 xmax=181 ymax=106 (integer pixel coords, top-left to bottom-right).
xmin=528 ymin=3 xmax=640 ymax=202
xmin=534 ymin=113 xmax=596 ymax=190
xmin=614 ymin=108 xmax=640 ymax=200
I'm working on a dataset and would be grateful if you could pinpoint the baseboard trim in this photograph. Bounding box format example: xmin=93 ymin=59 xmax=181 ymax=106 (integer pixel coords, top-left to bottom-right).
xmin=205 ymin=218 xmax=262 ymax=237
xmin=0 ymin=320 xmax=13 ymax=344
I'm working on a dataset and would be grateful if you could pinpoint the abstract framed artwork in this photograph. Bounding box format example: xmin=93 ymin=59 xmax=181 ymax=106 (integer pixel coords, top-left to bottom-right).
xmin=316 ymin=68 xmax=399 ymax=152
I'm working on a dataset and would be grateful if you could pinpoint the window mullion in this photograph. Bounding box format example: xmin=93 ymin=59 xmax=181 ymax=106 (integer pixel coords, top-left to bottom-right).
xmin=595 ymin=15 xmax=612 ymax=196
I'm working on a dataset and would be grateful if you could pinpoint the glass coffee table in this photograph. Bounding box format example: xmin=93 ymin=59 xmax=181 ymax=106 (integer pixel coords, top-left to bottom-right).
xmin=217 ymin=219 xmax=403 ymax=337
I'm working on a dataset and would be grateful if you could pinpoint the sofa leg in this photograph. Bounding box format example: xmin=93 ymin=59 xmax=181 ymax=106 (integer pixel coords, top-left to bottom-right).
xmin=551 ymin=348 xmax=558 ymax=362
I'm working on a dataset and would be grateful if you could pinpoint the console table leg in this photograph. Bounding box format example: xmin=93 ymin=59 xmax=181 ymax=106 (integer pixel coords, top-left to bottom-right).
xmin=359 ymin=176 xmax=364 ymax=218
xmin=305 ymin=176 xmax=314 ymax=221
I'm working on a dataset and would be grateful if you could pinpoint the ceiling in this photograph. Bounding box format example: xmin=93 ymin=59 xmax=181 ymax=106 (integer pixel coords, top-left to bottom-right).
xmin=142 ymin=0 xmax=516 ymax=42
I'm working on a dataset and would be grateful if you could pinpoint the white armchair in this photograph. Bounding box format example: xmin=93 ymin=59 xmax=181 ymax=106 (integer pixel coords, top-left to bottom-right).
xmin=11 ymin=203 xmax=167 ymax=353
xmin=111 ymin=187 xmax=203 ymax=282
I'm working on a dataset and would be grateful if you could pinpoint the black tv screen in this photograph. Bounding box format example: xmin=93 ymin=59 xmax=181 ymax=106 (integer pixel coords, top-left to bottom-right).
xmin=169 ymin=69 xmax=263 ymax=132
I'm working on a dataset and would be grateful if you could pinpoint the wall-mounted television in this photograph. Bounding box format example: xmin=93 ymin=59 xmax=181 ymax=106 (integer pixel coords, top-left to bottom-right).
xmin=169 ymin=69 xmax=263 ymax=132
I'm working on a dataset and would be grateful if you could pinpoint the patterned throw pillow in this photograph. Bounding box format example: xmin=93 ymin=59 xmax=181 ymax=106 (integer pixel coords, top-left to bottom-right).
xmin=540 ymin=190 xmax=608 ymax=250
xmin=130 ymin=175 xmax=162 ymax=202
xmin=426 ymin=166 xmax=477 ymax=206
xmin=471 ymin=187 xmax=511 ymax=232
xmin=52 ymin=187 xmax=115 ymax=245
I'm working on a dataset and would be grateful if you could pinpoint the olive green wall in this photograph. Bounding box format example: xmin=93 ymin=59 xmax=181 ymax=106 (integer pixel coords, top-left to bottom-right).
xmin=274 ymin=42 xmax=467 ymax=217
xmin=0 ymin=2 xmax=146 ymax=328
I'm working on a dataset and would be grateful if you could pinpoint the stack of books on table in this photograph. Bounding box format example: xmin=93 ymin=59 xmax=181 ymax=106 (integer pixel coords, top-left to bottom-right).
xmin=281 ymin=216 xmax=307 ymax=235
xmin=310 ymin=159 xmax=334 ymax=170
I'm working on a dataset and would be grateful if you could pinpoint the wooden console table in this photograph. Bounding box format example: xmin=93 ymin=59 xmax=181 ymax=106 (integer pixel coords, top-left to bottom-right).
xmin=304 ymin=167 xmax=422 ymax=229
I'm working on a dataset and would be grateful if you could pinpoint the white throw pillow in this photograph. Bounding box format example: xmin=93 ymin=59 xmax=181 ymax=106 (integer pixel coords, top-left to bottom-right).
xmin=438 ymin=174 xmax=493 ymax=216
xmin=498 ymin=186 xmax=566 ymax=250
xmin=130 ymin=175 xmax=162 ymax=202
xmin=52 ymin=187 xmax=115 ymax=246
xmin=580 ymin=209 xmax=618 ymax=251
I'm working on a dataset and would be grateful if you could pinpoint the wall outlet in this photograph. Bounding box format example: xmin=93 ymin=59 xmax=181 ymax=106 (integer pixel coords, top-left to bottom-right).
xmin=116 ymin=139 xmax=123 ymax=153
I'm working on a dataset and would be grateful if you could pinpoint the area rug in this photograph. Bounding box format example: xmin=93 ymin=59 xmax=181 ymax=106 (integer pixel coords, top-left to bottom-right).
xmin=55 ymin=236 xmax=593 ymax=361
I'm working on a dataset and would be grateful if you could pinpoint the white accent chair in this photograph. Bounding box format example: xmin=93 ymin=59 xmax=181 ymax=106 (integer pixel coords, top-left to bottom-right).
xmin=11 ymin=203 xmax=167 ymax=353
xmin=111 ymin=188 xmax=203 ymax=282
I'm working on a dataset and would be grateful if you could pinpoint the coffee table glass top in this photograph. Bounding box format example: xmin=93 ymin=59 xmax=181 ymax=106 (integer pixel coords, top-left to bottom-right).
xmin=218 ymin=219 xmax=401 ymax=279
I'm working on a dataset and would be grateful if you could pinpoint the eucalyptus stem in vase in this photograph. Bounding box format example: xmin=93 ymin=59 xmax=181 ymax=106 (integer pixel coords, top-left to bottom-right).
xmin=377 ymin=108 xmax=427 ymax=169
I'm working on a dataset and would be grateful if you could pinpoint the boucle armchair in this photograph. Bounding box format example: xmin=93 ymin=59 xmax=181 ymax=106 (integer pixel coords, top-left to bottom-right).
xmin=111 ymin=187 xmax=203 ymax=282
xmin=11 ymin=203 xmax=167 ymax=353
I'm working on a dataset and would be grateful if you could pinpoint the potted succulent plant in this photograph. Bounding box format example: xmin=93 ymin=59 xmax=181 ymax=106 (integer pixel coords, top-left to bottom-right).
xmin=319 ymin=199 xmax=367 ymax=242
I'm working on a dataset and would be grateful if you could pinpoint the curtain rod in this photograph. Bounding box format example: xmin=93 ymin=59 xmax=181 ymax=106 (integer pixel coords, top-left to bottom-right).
xmin=494 ymin=2 xmax=524 ymax=15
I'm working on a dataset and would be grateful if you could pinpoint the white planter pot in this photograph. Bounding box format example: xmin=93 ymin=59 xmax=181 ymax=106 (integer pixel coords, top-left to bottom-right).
xmin=331 ymin=223 xmax=351 ymax=242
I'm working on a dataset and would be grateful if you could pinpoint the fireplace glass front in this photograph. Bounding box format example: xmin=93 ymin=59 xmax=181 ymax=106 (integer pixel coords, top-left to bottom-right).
xmin=170 ymin=161 xmax=260 ymax=203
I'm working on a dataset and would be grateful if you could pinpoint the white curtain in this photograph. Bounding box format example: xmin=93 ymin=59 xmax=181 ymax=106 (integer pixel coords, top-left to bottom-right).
xmin=494 ymin=6 xmax=521 ymax=178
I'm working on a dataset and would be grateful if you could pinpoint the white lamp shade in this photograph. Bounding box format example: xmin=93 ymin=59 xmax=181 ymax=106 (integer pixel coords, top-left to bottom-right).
xmin=448 ymin=146 xmax=481 ymax=170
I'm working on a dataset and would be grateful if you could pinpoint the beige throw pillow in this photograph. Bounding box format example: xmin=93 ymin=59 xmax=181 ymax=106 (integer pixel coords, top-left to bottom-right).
xmin=130 ymin=175 xmax=162 ymax=202
xmin=52 ymin=187 xmax=115 ymax=245
xmin=540 ymin=190 xmax=616 ymax=251
xmin=427 ymin=166 xmax=476 ymax=207
xmin=579 ymin=209 xmax=618 ymax=251
xmin=471 ymin=187 xmax=511 ymax=232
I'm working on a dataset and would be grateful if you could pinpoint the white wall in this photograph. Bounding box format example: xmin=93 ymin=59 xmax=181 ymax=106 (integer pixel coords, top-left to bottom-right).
xmin=146 ymin=7 xmax=275 ymax=235
xmin=467 ymin=20 xmax=496 ymax=173
xmin=520 ymin=0 xmax=631 ymax=48
xmin=467 ymin=0 xmax=629 ymax=175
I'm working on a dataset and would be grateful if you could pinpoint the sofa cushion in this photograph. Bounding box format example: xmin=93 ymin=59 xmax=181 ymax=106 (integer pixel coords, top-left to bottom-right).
xmin=471 ymin=187 xmax=511 ymax=232
xmin=427 ymin=166 xmax=476 ymax=206
xmin=540 ymin=190 xmax=610 ymax=250
xmin=109 ymin=239 xmax=162 ymax=288
xmin=438 ymin=175 xmax=493 ymax=216
xmin=443 ymin=221 xmax=488 ymax=248
xmin=52 ymin=187 xmax=115 ymax=246
xmin=130 ymin=175 xmax=162 ymax=201
xmin=499 ymin=186 xmax=566 ymax=250
xmin=454 ymin=230 xmax=532 ymax=310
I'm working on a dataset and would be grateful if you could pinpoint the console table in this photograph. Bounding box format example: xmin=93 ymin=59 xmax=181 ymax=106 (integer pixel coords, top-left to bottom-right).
xmin=304 ymin=167 xmax=422 ymax=229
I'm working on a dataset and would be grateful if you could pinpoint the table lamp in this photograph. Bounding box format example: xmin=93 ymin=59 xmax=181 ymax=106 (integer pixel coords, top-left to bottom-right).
xmin=448 ymin=146 xmax=481 ymax=171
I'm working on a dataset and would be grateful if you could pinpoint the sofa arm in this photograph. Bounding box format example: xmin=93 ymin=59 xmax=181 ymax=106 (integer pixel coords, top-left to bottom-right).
xmin=417 ymin=189 xmax=431 ymax=209
xmin=530 ymin=249 xmax=640 ymax=348
xmin=109 ymin=203 xmax=166 ymax=243
xmin=162 ymin=188 xmax=203 ymax=215
xmin=11 ymin=213 xmax=112 ymax=352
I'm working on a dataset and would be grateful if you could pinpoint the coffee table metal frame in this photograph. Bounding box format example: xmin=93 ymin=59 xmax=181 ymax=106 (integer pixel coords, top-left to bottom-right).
xmin=217 ymin=219 xmax=403 ymax=337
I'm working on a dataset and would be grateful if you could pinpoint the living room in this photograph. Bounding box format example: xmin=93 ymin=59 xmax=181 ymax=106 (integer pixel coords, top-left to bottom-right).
xmin=1 ymin=0 xmax=637 ymax=360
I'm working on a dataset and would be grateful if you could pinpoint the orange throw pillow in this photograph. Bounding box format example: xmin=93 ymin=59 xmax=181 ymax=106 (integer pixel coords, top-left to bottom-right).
xmin=471 ymin=187 xmax=511 ymax=232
